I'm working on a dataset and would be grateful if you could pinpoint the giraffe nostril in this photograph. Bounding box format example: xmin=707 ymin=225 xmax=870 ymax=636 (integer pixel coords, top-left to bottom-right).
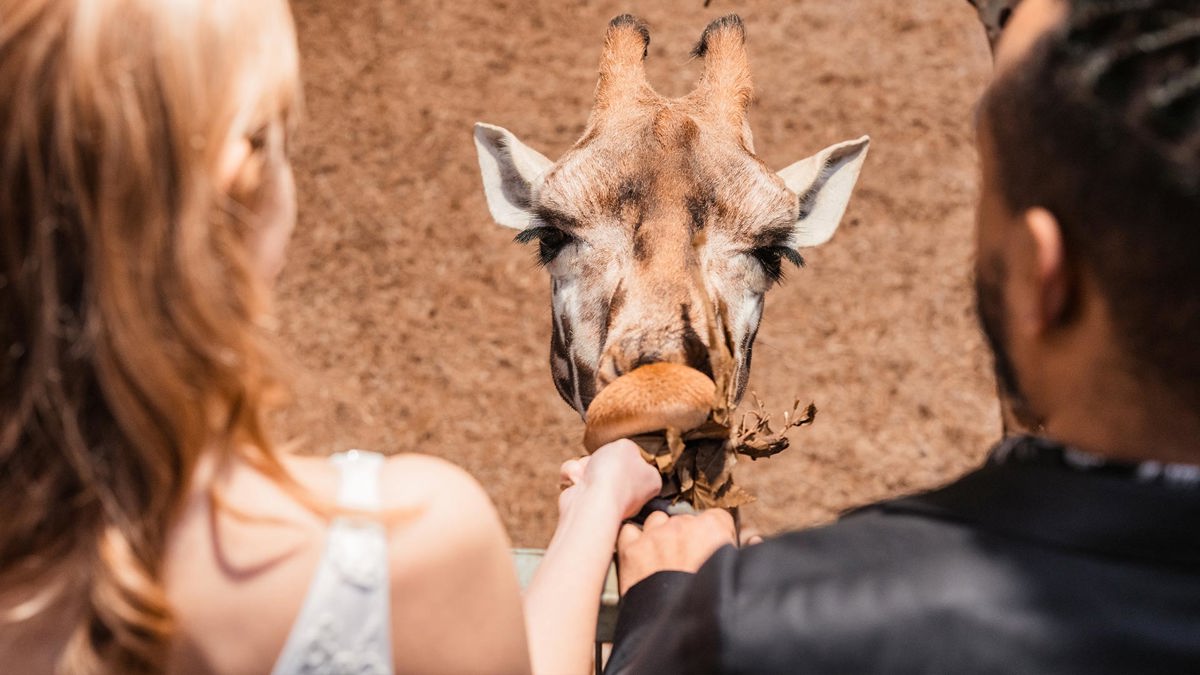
xmin=629 ymin=353 xmax=663 ymax=372
xmin=681 ymin=330 xmax=714 ymax=380
xmin=596 ymin=354 xmax=622 ymax=389
xmin=689 ymin=352 xmax=714 ymax=380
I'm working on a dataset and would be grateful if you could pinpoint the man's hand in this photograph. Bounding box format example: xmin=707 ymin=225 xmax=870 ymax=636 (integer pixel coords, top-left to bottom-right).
xmin=617 ymin=509 xmax=737 ymax=594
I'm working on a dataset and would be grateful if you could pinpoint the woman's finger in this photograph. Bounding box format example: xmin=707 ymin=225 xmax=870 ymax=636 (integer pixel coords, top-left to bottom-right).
xmin=559 ymin=456 xmax=588 ymax=486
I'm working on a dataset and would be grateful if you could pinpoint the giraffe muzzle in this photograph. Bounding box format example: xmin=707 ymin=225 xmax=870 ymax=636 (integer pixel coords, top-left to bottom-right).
xmin=583 ymin=362 xmax=716 ymax=453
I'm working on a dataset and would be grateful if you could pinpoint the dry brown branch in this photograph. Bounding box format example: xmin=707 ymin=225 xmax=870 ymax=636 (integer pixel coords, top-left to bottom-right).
xmin=731 ymin=396 xmax=818 ymax=460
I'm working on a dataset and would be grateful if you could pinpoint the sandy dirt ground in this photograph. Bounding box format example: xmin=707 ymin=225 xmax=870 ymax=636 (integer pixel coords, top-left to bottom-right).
xmin=279 ymin=0 xmax=1000 ymax=546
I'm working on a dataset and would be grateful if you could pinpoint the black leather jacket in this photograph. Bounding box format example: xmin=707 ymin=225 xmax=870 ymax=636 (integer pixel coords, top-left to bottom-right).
xmin=608 ymin=437 xmax=1200 ymax=674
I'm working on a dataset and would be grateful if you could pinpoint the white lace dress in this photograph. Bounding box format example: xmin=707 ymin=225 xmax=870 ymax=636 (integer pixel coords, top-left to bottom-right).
xmin=271 ymin=450 xmax=393 ymax=675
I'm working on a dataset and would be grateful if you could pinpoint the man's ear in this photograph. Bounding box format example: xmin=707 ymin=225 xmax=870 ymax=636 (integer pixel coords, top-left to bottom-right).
xmin=1025 ymin=207 xmax=1070 ymax=329
xmin=777 ymin=136 xmax=870 ymax=248
xmin=473 ymin=122 xmax=555 ymax=230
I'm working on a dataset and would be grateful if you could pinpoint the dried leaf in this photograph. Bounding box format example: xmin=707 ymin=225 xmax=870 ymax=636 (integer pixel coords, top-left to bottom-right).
xmin=664 ymin=427 xmax=686 ymax=471
xmin=677 ymin=453 xmax=695 ymax=493
xmin=690 ymin=458 xmax=718 ymax=510
xmin=692 ymin=440 xmax=726 ymax=486
xmin=732 ymin=399 xmax=817 ymax=460
xmin=659 ymin=475 xmax=681 ymax=500
xmin=713 ymin=478 xmax=756 ymax=509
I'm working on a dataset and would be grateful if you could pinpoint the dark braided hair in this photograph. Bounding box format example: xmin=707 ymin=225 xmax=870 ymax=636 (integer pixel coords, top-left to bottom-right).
xmin=983 ymin=0 xmax=1200 ymax=405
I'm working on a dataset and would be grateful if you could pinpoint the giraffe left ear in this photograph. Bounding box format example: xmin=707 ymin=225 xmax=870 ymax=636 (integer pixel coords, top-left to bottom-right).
xmin=474 ymin=122 xmax=555 ymax=230
xmin=778 ymin=135 xmax=870 ymax=248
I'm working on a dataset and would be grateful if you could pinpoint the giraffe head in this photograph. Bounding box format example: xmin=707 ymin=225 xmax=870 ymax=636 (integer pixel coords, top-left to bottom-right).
xmin=475 ymin=14 xmax=869 ymax=418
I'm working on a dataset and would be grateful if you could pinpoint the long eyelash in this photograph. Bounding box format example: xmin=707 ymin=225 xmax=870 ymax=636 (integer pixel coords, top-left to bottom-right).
xmin=779 ymin=248 xmax=805 ymax=268
xmin=514 ymin=226 xmax=574 ymax=266
xmin=751 ymin=246 xmax=805 ymax=284
xmin=513 ymin=227 xmax=548 ymax=244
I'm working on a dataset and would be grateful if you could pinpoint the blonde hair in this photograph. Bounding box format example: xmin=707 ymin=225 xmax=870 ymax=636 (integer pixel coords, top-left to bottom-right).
xmin=0 ymin=0 xmax=301 ymax=672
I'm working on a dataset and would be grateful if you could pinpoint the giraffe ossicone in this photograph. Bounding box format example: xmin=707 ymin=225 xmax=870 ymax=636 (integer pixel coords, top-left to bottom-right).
xmin=474 ymin=14 xmax=871 ymax=433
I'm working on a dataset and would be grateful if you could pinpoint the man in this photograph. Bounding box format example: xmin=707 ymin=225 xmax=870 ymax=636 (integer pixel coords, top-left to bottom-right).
xmin=608 ymin=0 xmax=1200 ymax=671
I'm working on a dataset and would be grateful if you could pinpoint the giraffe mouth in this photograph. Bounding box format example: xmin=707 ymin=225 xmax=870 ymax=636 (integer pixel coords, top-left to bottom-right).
xmin=582 ymin=363 xmax=716 ymax=453
xmin=581 ymin=360 xmax=817 ymax=512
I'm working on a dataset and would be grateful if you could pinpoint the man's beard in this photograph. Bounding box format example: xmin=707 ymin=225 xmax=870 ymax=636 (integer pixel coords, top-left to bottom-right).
xmin=975 ymin=254 xmax=1041 ymax=431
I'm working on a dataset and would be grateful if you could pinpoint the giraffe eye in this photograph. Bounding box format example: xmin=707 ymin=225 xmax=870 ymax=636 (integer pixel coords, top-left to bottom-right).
xmin=514 ymin=226 xmax=576 ymax=266
xmin=750 ymin=246 xmax=804 ymax=284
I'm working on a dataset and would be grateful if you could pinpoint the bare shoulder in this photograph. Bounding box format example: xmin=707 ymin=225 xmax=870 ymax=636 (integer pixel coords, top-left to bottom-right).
xmin=381 ymin=454 xmax=498 ymax=518
xmin=274 ymin=451 xmax=504 ymax=551
xmin=378 ymin=454 xmax=530 ymax=674
xmin=190 ymin=451 xmax=528 ymax=674
xmin=377 ymin=453 xmax=511 ymax=566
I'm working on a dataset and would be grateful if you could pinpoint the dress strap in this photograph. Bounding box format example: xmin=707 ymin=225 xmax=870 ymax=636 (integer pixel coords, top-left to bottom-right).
xmin=331 ymin=449 xmax=385 ymax=508
xmin=270 ymin=450 xmax=394 ymax=675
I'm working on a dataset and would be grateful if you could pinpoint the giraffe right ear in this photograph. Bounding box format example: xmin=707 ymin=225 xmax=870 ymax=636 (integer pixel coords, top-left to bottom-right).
xmin=473 ymin=122 xmax=554 ymax=230
xmin=778 ymin=136 xmax=870 ymax=248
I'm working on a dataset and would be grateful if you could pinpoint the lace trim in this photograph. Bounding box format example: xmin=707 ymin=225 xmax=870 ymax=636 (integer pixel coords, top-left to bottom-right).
xmin=271 ymin=451 xmax=393 ymax=675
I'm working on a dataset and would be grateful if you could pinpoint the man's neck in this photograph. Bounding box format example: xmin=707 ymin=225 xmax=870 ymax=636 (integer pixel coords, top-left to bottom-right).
xmin=1041 ymin=380 xmax=1200 ymax=465
xmin=1023 ymin=297 xmax=1200 ymax=465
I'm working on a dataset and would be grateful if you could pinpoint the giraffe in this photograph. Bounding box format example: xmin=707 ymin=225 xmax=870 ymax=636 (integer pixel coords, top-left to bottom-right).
xmin=474 ymin=14 xmax=870 ymax=420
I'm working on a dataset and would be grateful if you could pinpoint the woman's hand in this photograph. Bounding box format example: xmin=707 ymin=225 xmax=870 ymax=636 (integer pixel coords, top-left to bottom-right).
xmin=524 ymin=440 xmax=661 ymax=675
xmin=558 ymin=439 xmax=662 ymax=521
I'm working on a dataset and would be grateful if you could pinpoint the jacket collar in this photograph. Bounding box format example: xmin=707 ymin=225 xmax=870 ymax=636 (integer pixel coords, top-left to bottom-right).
xmin=871 ymin=435 xmax=1200 ymax=565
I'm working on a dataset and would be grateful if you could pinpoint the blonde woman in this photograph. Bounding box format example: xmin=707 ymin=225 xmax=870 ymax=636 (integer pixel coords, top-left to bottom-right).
xmin=0 ymin=1 xmax=661 ymax=674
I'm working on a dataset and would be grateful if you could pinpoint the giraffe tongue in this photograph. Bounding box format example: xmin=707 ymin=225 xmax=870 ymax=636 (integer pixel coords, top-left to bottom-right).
xmin=582 ymin=363 xmax=716 ymax=453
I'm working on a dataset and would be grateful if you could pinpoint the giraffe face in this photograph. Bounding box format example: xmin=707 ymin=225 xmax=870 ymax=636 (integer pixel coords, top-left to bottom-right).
xmin=475 ymin=15 xmax=870 ymax=418
xmin=529 ymin=107 xmax=803 ymax=414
